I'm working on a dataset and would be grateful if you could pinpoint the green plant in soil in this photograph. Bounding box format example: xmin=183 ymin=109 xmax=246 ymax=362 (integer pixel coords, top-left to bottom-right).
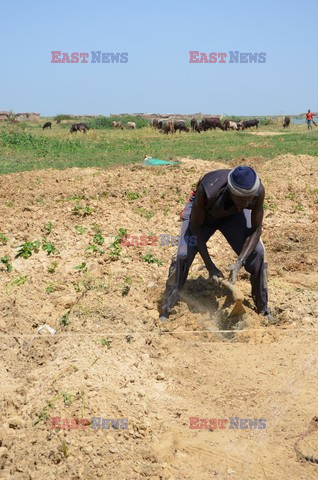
xmin=58 ymin=437 xmax=69 ymax=458
xmin=100 ymin=338 xmax=112 ymax=349
xmin=122 ymin=276 xmax=132 ymax=296
xmin=136 ymin=208 xmax=154 ymax=220
xmin=15 ymin=241 xmax=40 ymax=259
xmin=42 ymin=240 xmax=59 ymax=255
xmin=48 ymin=261 xmax=58 ymax=273
xmin=74 ymin=262 xmax=88 ymax=272
xmin=85 ymin=244 xmax=105 ymax=255
xmin=46 ymin=283 xmax=56 ymax=294
xmin=109 ymin=228 xmax=127 ymax=258
xmin=32 ymin=410 xmax=49 ymax=426
xmin=75 ymin=225 xmax=85 ymax=234
xmin=93 ymin=233 xmax=104 ymax=245
xmin=73 ymin=204 xmax=94 ymax=216
xmin=0 ymin=233 xmax=8 ymax=245
xmin=32 ymin=393 xmax=61 ymax=426
xmin=59 ymin=313 xmax=70 ymax=327
xmin=141 ymin=253 xmax=163 ymax=266
xmin=6 ymin=275 xmax=28 ymax=291
xmin=126 ymin=191 xmax=140 ymax=201
xmin=1 ymin=255 xmax=12 ymax=272
xmin=122 ymin=285 xmax=130 ymax=296
xmin=61 ymin=391 xmax=75 ymax=406
xmin=44 ymin=221 xmax=53 ymax=235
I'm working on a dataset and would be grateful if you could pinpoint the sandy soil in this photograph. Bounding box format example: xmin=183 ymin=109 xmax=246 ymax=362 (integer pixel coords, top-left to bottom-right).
xmin=0 ymin=155 xmax=317 ymax=479
xmin=248 ymin=131 xmax=289 ymax=136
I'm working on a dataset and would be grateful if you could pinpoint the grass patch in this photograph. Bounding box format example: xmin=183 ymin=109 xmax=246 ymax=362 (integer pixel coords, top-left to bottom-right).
xmin=1 ymin=122 xmax=318 ymax=175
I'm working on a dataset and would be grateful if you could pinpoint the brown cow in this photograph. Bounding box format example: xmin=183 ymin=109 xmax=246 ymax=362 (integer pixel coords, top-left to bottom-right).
xmin=160 ymin=120 xmax=175 ymax=134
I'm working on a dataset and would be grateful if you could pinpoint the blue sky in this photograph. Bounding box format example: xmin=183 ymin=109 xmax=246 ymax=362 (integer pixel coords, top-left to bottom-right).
xmin=1 ymin=0 xmax=316 ymax=116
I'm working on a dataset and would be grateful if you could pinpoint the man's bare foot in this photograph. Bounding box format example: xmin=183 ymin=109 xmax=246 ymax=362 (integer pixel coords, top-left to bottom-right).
xmin=261 ymin=308 xmax=279 ymax=325
xmin=159 ymin=311 xmax=170 ymax=323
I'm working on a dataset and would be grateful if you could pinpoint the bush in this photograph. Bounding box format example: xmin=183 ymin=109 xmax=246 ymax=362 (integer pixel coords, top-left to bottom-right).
xmin=54 ymin=114 xmax=73 ymax=122
xmin=259 ymin=117 xmax=275 ymax=126
xmin=87 ymin=116 xmax=149 ymax=129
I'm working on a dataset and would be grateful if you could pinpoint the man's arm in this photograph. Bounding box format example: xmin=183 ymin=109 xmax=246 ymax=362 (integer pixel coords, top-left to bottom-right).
xmin=239 ymin=188 xmax=264 ymax=263
xmin=229 ymin=187 xmax=265 ymax=283
xmin=190 ymin=184 xmax=223 ymax=278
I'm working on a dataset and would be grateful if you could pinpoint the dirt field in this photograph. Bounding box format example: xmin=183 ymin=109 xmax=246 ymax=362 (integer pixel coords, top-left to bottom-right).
xmin=0 ymin=155 xmax=317 ymax=479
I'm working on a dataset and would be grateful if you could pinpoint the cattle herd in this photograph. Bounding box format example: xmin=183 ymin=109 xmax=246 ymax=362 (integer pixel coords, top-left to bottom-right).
xmin=41 ymin=116 xmax=292 ymax=133
xmin=151 ymin=117 xmax=261 ymax=134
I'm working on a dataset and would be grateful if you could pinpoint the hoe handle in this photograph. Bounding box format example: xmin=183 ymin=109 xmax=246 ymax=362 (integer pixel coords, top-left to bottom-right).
xmin=213 ymin=277 xmax=244 ymax=302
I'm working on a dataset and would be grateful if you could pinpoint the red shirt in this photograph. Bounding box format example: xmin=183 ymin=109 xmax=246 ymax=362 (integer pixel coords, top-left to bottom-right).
xmin=306 ymin=112 xmax=313 ymax=120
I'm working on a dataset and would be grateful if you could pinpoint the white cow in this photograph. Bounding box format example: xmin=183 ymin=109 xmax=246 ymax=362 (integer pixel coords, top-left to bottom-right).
xmin=229 ymin=121 xmax=238 ymax=130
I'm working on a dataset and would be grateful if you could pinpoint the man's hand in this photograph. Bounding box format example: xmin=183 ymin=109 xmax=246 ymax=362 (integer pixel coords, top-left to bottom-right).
xmin=208 ymin=265 xmax=224 ymax=285
xmin=228 ymin=259 xmax=244 ymax=284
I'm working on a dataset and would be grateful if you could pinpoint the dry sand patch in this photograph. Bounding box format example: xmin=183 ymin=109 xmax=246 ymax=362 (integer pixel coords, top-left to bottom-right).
xmin=0 ymin=155 xmax=317 ymax=479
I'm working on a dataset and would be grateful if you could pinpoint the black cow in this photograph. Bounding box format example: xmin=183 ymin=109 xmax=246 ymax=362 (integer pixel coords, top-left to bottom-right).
xmin=70 ymin=123 xmax=89 ymax=133
xmin=43 ymin=122 xmax=52 ymax=130
xmin=283 ymin=116 xmax=290 ymax=128
xmin=222 ymin=120 xmax=230 ymax=131
xmin=241 ymin=119 xmax=259 ymax=130
xmin=173 ymin=120 xmax=189 ymax=133
xmin=151 ymin=119 xmax=159 ymax=128
xmin=190 ymin=118 xmax=201 ymax=133
xmin=190 ymin=118 xmax=197 ymax=131
xmin=200 ymin=117 xmax=223 ymax=131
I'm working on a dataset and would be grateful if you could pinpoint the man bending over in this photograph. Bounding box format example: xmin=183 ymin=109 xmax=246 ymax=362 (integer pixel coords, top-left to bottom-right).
xmin=160 ymin=166 xmax=274 ymax=323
